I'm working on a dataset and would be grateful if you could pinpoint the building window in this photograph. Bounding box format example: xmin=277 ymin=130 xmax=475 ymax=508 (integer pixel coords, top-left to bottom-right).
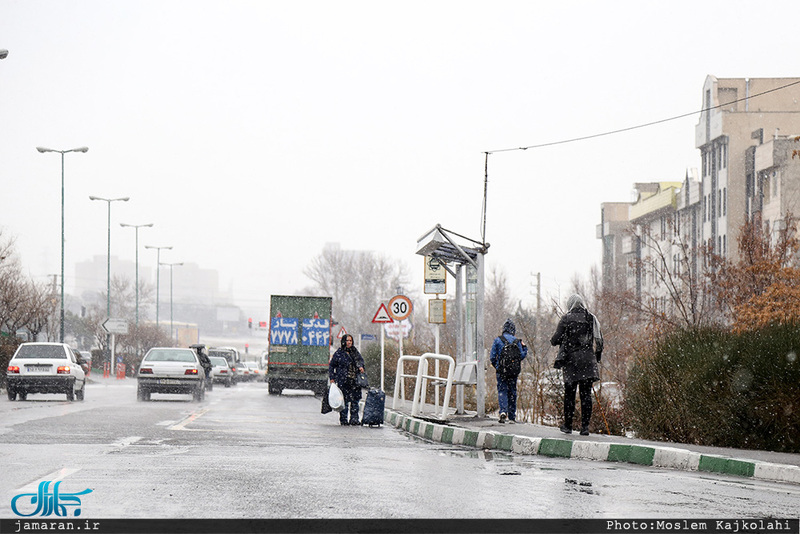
xmin=723 ymin=187 xmax=727 ymax=216
xmin=722 ymin=143 xmax=727 ymax=169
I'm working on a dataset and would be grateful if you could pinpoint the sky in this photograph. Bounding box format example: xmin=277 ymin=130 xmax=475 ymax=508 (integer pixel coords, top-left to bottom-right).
xmin=2 ymin=0 xmax=800 ymax=320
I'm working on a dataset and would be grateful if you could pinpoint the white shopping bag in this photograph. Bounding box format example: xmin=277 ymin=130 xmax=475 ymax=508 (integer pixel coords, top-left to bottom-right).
xmin=328 ymin=382 xmax=345 ymax=412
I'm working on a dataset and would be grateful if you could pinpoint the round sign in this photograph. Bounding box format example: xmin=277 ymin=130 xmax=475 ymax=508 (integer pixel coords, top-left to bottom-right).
xmin=388 ymin=295 xmax=413 ymax=321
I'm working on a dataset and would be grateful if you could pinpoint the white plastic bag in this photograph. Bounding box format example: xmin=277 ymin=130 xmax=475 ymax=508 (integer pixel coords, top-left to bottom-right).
xmin=328 ymin=382 xmax=345 ymax=412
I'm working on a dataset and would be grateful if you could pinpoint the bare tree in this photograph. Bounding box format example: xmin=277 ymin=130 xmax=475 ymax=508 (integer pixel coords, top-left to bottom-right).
xmin=304 ymin=244 xmax=408 ymax=337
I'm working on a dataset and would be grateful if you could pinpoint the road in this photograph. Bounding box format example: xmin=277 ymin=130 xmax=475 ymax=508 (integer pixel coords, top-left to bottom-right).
xmin=1 ymin=379 xmax=799 ymax=519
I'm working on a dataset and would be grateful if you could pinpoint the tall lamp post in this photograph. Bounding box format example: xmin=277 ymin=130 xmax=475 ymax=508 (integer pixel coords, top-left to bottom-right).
xmin=120 ymin=223 xmax=153 ymax=328
xmin=145 ymin=245 xmax=172 ymax=328
xmin=89 ymin=195 xmax=129 ymax=367
xmin=37 ymin=146 xmax=88 ymax=342
xmin=159 ymin=262 xmax=183 ymax=342
xmin=89 ymin=196 xmax=130 ymax=321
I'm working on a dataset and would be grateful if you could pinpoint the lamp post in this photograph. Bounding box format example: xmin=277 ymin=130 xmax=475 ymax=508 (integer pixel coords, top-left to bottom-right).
xmin=145 ymin=245 xmax=172 ymax=328
xmin=89 ymin=196 xmax=130 ymax=321
xmin=37 ymin=146 xmax=88 ymax=342
xmin=120 ymin=223 xmax=153 ymax=328
xmin=159 ymin=262 xmax=183 ymax=341
xmin=89 ymin=195 xmax=129 ymax=368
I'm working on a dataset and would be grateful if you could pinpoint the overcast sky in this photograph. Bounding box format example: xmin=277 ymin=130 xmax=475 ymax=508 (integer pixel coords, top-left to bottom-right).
xmin=2 ymin=0 xmax=799 ymax=319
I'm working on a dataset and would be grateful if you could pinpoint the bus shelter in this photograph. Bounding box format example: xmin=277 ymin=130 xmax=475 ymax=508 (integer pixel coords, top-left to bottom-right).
xmin=416 ymin=224 xmax=488 ymax=417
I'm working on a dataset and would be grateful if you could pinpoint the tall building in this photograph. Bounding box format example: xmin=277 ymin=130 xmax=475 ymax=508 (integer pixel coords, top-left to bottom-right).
xmin=599 ymin=76 xmax=800 ymax=306
xmin=696 ymin=76 xmax=800 ymax=260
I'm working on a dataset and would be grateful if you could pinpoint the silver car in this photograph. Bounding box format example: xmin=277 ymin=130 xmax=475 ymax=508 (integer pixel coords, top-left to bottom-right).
xmin=6 ymin=342 xmax=86 ymax=401
xmin=209 ymin=356 xmax=233 ymax=388
xmin=137 ymin=347 xmax=206 ymax=402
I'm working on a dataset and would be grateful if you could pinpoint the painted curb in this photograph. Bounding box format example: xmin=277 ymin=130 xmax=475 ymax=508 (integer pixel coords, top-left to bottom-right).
xmin=382 ymin=408 xmax=799 ymax=486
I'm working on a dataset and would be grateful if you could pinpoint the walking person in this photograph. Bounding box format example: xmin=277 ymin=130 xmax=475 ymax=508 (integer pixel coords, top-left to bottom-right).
xmin=490 ymin=318 xmax=527 ymax=424
xmin=550 ymin=294 xmax=604 ymax=436
xmin=329 ymin=334 xmax=365 ymax=426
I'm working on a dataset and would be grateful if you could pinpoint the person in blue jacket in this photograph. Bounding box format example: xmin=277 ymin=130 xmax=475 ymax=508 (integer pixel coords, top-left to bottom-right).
xmin=490 ymin=318 xmax=528 ymax=423
xmin=329 ymin=334 xmax=365 ymax=426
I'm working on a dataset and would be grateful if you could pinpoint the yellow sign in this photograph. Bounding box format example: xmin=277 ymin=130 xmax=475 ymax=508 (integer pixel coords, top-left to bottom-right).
xmin=428 ymin=299 xmax=446 ymax=324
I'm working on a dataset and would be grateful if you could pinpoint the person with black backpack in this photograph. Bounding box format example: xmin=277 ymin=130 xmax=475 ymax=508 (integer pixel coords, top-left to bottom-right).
xmin=490 ymin=318 xmax=527 ymax=424
xmin=550 ymin=294 xmax=604 ymax=436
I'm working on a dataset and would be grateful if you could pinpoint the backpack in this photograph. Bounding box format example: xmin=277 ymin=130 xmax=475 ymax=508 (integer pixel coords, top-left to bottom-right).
xmin=563 ymin=308 xmax=593 ymax=353
xmin=497 ymin=336 xmax=522 ymax=377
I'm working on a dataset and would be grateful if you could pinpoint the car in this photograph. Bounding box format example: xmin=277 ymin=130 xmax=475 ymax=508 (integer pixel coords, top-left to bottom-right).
xmin=245 ymin=362 xmax=261 ymax=381
xmin=136 ymin=347 xmax=206 ymax=402
xmin=235 ymin=361 xmax=251 ymax=382
xmin=6 ymin=342 xmax=86 ymax=401
xmin=209 ymin=356 xmax=233 ymax=388
xmin=208 ymin=347 xmax=242 ymax=385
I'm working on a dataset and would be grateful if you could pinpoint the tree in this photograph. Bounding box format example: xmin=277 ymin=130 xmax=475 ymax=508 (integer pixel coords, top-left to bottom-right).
xmin=629 ymin=220 xmax=717 ymax=330
xmin=303 ymin=244 xmax=409 ymax=337
xmin=709 ymin=212 xmax=800 ymax=332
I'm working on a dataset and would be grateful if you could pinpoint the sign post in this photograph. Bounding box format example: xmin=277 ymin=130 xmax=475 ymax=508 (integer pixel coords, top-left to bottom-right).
xmin=371 ymin=303 xmax=394 ymax=391
xmin=102 ymin=318 xmax=128 ymax=377
xmin=387 ymin=295 xmax=413 ymax=362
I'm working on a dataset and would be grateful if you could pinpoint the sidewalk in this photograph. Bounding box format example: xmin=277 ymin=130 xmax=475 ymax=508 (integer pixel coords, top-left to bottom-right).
xmin=381 ymin=400 xmax=800 ymax=487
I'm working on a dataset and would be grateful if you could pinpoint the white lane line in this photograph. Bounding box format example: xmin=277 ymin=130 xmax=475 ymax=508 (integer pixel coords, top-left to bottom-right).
xmin=15 ymin=467 xmax=80 ymax=493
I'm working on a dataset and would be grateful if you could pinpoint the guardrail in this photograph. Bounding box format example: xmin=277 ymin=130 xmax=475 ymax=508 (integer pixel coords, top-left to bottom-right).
xmin=411 ymin=353 xmax=455 ymax=421
xmin=392 ymin=355 xmax=421 ymax=410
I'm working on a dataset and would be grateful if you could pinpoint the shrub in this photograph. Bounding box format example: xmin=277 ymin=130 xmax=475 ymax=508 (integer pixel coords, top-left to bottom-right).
xmin=626 ymin=324 xmax=800 ymax=452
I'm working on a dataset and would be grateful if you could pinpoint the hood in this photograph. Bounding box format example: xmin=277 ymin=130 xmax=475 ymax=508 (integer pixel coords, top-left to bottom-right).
xmin=502 ymin=319 xmax=516 ymax=336
xmin=567 ymin=294 xmax=586 ymax=311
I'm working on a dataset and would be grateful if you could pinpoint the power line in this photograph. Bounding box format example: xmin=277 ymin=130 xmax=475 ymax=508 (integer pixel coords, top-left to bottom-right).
xmin=486 ymin=79 xmax=800 ymax=154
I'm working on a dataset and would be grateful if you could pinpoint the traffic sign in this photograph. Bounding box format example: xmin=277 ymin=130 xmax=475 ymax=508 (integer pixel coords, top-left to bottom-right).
xmin=102 ymin=318 xmax=129 ymax=335
xmin=424 ymin=255 xmax=446 ymax=294
xmin=371 ymin=303 xmax=394 ymax=324
xmin=337 ymin=326 xmax=348 ymax=339
xmin=388 ymin=295 xmax=413 ymax=321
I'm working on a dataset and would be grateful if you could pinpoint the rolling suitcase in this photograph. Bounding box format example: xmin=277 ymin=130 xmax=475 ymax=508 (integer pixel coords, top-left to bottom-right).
xmin=361 ymin=388 xmax=385 ymax=427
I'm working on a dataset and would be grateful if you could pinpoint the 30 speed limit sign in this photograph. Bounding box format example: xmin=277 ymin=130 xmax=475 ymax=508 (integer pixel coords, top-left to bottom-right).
xmin=388 ymin=295 xmax=413 ymax=321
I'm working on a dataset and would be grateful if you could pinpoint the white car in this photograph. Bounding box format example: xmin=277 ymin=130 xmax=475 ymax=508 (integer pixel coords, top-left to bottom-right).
xmin=245 ymin=361 xmax=262 ymax=381
xmin=137 ymin=347 xmax=206 ymax=402
xmin=209 ymin=356 xmax=233 ymax=388
xmin=6 ymin=342 xmax=86 ymax=401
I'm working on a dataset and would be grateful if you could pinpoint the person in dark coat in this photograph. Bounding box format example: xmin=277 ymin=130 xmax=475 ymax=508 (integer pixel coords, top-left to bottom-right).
xmin=490 ymin=318 xmax=527 ymax=423
xmin=328 ymin=334 xmax=365 ymax=425
xmin=550 ymin=294 xmax=603 ymax=435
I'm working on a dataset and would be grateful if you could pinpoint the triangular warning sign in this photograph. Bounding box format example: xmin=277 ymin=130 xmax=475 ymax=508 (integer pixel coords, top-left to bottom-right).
xmin=372 ymin=303 xmax=394 ymax=324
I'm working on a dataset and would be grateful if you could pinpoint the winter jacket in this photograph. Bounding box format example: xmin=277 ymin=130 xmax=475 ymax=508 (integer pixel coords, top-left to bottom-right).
xmin=550 ymin=298 xmax=603 ymax=385
xmin=328 ymin=346 xmax=365 ymax=389
xmin=490 ymin=319 xmax=528 ymax=375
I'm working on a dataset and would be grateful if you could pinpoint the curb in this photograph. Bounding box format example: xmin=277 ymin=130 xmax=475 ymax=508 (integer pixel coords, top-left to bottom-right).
xmin=383 ymin=408 xmax=800 ymax=486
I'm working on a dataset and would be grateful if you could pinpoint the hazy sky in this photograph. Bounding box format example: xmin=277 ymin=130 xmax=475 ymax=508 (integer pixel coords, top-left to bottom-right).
xmin=2 ymin=0 xmax=799 ymax=318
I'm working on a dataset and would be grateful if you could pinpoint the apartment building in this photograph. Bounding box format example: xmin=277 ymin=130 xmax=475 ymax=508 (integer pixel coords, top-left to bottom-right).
xmin=598 ymin=76 xmax=800 ymax=307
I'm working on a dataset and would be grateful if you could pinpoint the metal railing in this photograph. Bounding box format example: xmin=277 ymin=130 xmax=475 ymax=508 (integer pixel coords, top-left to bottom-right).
xmin=411 ymin=353 xmax=455 ymax=420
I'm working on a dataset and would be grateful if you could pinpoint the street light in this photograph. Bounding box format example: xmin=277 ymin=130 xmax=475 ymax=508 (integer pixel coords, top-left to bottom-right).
xmin=120 ymin=223 xmax=154 ymax=328
xmin=159 ymin=262 xmax=183 ymax=341
xmin=37 ymin=146 xmax=89 ymax=342
xmin=145 ymin=245 xmax=172 ymax=328
xmin=89 ymin=196 xmax=130 ymax=320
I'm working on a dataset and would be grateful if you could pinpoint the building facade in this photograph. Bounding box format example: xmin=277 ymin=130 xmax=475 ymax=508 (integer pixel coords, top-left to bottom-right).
xmin=599 ymin=76 xmax=800 ymax=309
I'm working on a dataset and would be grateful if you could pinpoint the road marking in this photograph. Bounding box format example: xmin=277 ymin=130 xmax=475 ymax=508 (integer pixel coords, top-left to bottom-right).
xmin=15 ymin=468 xmax=79 ymax=493
xmin=169 ymin=408 xmax=209 ymax=431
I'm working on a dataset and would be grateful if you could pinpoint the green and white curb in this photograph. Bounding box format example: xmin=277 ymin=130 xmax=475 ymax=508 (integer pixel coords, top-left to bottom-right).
xmin=383 ymin=408 xmax=800 ymax=486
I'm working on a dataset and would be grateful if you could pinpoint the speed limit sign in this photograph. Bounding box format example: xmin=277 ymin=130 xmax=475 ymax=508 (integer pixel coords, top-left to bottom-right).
xmin=388 ymin=295 xmax=413 ymax=321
